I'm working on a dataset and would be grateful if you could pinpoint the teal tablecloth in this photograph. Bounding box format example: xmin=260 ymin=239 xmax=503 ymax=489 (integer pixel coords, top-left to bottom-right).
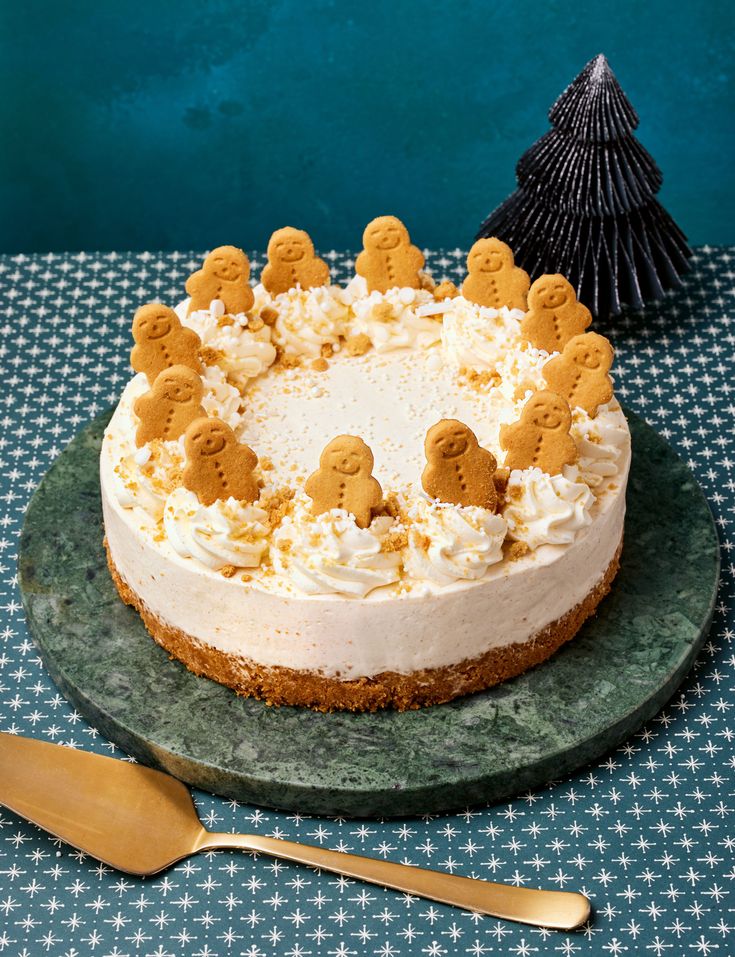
xmin=0 ymin=248 xmax=732 ymax=955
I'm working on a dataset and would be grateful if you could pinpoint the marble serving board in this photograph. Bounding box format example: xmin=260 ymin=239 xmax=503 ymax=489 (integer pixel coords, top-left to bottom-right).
xmin=18 ymin=409 xmax=719 ymax=818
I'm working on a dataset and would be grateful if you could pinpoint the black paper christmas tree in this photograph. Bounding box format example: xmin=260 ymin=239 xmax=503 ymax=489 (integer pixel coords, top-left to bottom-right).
xmin=477 ymin=54 xmax=691 ymax=318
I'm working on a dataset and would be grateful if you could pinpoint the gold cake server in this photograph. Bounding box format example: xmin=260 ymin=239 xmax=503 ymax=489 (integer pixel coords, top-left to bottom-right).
xmin=0 ymin=732 xmax=590 ymax=930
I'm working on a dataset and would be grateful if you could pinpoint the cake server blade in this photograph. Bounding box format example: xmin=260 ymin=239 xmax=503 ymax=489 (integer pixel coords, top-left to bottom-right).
xmin=0 ymin=732 xmax=591 ymax=930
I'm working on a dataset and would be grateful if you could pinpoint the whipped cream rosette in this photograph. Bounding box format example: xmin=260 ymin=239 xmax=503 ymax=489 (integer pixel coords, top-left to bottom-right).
xmin=112 ymin=438 xmax=185 ymax=521
xmin=344 ymin=276 xmax=442 ymax=352
xmin=162 ymin=487 xmax=269 ymax=570
xmin=404 ymin=497 xmax=507 ymax=586
xmin=252 ymin=283 xmax=349 ymax=358
xmin=494 ymin=345 xmax=554 ymax=407
xmin=200 ymin=365 xmax=245 ymax=432
xmin=106 ymin=374 xmax=184 ymax=520
xmin=571 ymin=403 xmax=630 ymax=490
xmin=176 ymin=298 xmax=277 ymax=388
xmin=441 ymin=298 xmax=525 ymax=372
xmin=503 ymin=466 xmax=595 ymax=549
xmin=271 ymin=502 xmax=402 ymax=597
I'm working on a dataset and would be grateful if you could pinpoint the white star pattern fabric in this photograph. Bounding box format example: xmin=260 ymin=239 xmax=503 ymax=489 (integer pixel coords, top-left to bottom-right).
xmin=0 ymin=248 xmax=733 ymax=956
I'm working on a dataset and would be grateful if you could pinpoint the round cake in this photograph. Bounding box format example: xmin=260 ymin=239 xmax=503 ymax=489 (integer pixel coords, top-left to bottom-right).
xmin=101 ymin=225 xmax=630 ymax=711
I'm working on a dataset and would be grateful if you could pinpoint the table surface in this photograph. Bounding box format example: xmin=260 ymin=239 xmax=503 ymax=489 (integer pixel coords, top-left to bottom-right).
xmin=0 ymin=248 xmax=733 ymax=956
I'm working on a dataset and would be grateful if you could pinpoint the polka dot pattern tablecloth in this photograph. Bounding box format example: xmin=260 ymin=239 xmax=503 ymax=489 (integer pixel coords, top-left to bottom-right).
xmin=0 ymin=248 xmax=733 ymax=957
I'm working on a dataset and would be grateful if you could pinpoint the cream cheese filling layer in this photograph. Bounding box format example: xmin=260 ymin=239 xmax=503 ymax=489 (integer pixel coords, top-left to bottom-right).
xmin=101 ymin=427 xmax=628 ymax=678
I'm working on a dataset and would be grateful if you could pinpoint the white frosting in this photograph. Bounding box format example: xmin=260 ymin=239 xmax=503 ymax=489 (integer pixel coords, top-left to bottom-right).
xmin=163 ymin=487 xmax=269 ymax=570
xmin=504 ymin=467 xmax=595 ymax=550
xmin=200 ymin=365 xmax=245 ymax=431
xmin=176 ymin=298 xmax=277 ymax=388
xmin=271 ymin=502 xmax=402 ymax=597
xmin=254 ymin=283 xmax=349 ymax=358
xmin=441 ymin=298 xmax=525 ymax=372
xmin=572 ymin=403 xmax=630 ymax=489
xmin=344 ymin=276 xmax=442 ymax=352
xmin=404 ymin=497 xmax=507 ymax=586
xmin=495 ymin=346 xmax=554 ymax=408
xmin=105 ymin=375 xmax=184 ymax=521
xmin=239 ymin=346 xmax=508 ymax=490
xmin=112 ymin=438 xmax=184 ymax=521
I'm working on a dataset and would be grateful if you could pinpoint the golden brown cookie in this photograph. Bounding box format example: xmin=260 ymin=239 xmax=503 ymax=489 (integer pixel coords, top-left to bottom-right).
xmin=520 ymin=274 xmax=592 ymax=353
xmin=433 ymin=280 xmax=460 ymax=301
xmin=305 ymin=435 xmax=383 ymax=529
xmin=185 ymin=245 xmax=254 ymax=316
xmin=499 ymin=391 xmax=578 ymax=475
xmin=543 ymin=332 xmax=614 ymax=417
xmin=130 ymin=303 xmax=202 ymax=385
xmin=133 ymin=365 xmax=206 ymax=447
xmin=355 ymin=216 xmax=424 ymax=293
xmin=461 ymin=238 xmax=530 ymax=311
xmin=261 ymin=227 xmax=330 ymax=295
xmin=422 ymin=420 xmax=499 ymax=511
xmin=183 ymin=417 xmax=259 ymax=507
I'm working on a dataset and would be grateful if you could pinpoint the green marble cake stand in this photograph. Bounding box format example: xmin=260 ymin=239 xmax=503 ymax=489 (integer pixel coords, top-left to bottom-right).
xmin=19 ymin=409 xmax=719 ymax=818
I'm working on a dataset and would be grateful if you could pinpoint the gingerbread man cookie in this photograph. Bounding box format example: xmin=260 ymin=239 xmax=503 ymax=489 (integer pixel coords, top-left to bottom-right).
xmin=520 ymin=275 xmax=592 ymax=353
xmin=183 ymin=417 xmax=259 ymax=506
xmin=422 ymin=420 xmax=499 ymax=511
xmin=185 ymin=245 xmax=254 ymax=316
xmin=355 ymin=216 xmax=424 ymax=293
xmin=499 ymin=391 xmax=577 ymax=475
xmin=133 ymin=365 xmax=206 ymax=447
xmin=261 ymin=227 xmax=330 ymax=295
xmin=305 ymin=435 xmax=383 ymax=529
xmin=131 ymin=303 xmax=202 ymax=385
xmin=543 ymin=332 xmax=614 ymax=417
xmin=461 ymin=238 xmax=530 ymax=311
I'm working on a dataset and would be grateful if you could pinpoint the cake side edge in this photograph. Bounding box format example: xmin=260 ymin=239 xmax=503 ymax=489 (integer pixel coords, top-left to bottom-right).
xmin=104 ymin=536 xmax=623 ymax=713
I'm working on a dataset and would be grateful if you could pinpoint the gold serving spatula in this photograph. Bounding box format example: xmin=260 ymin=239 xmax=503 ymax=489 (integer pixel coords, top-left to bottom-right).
xmin=0 ymin=732 xmax=590 ymax=930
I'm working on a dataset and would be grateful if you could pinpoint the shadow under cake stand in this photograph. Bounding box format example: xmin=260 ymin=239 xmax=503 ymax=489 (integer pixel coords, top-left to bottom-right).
xmin=18 ymin=409 xmax=719 ymax=817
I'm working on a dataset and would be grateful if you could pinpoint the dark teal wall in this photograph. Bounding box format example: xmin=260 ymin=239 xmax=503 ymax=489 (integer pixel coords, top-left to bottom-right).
xmin=2 ymin=0 xmax=733 ymax=253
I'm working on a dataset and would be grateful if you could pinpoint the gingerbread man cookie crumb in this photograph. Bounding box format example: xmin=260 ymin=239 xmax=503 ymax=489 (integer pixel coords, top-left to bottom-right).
xmin=345 ymin=334 xmax=372 ymax=357
xmin=433 ymin=280 xmax=460 ymax=301
xmin=506 ymin=540 xmax=530 ymax=561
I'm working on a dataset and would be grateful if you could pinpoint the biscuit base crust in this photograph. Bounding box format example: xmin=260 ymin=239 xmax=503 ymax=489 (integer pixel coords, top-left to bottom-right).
xmin=105 ymin=538 xmax=622 ymax=713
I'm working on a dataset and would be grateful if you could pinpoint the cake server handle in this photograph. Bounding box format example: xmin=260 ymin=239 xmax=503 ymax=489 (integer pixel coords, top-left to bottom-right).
xmin=199 ymin=832 xmax=591 ymax=930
